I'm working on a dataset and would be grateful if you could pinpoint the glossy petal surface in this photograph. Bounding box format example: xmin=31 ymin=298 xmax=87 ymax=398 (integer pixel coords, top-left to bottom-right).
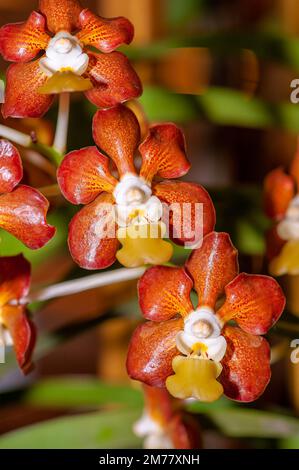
xmin=57 ymin=146 xmax=117 ymax=205
xmin=0 ymin=140 xmax=23 ymax=193
xmin=68 ymin=192 xmax=118 ymax=270
xmin=186 ymin=232 xmax=238 ymax=308
xmin=264 ymin=168 xmax=294 ymax=220
xmin=220 ymin=325 xmax=271 ymax=402
xmin=166 ymin=356 xmax=223 ymax=402
xmin=0 ymin=185 xmax=55 ymax=249
xmin=0 ymin=11 xmax=49 ymax=62
xmin=126 ymin=318 xmax=183 ymax=388
xmin=85 ymin=52 xmax=142 ymax=108
xmin=138 ymin=265 xmax=193 ymax=321
xmin=217 ymin=273 xmax=285 ymax=335
xmin=139 ymin=124 xmax=190 ymax=183
xmin=78 ymin=9 xmax=133 ymax=52
xmin=39 ymin=0 xmax=82 ymax=33
xmin=93 ymin=104 xmax=139 ymax=176
xmin=154 ymin=181 xmax=216 ymax=246
xmin=2 ymin=61 xmax=54 ymax=118
xmin=0 ymin=254 xmax=31 ymax=306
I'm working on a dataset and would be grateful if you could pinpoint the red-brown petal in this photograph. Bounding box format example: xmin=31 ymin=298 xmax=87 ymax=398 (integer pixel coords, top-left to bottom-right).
xmin=77 ymin=9 xmax=133 ymax=52
xmin=93 ymin=104 xmax=139 ymax=176
xmin=153 ymin=181 xmax=216 ymax=246
xmin=0 ymin=185 xmax=55 ymax=249
xmin=220 ymin=325 xmax=271 ymax=402
xmin=85 ymin=52 xmax=142 ymax=109
xmin=139 ymin=124 xmax=190 ymax=183
xmin=126 ymin=318 xmax=183 ymax=388
xmin=0 ymin=140 xmax=23 ymax=193
xmin=2 ymin=61 xmax=54 ymax=119
xmin=57 ymin=146 xmax=117 ymax=205
xmin=168 ymin=413 xmax=202 ymax=450
xmin=138 ymin=266 xmax=193 ymax=321
xmin=0 ymin=254 xmax=31 ymax=305
xmin=143 ymin=384 xmax=173 ymax=424
xmin=185 ymin=232 xmax=239 ymax=308
xmin=264 ymin=168 xmax=294 ymax=220
xmin=68 ymin=192 xmax=119 ymax=270
xmin=39 ymin=0 xmax=82 ymax=33
xmin=217 ymin=273 xmax=285 ymax=335
xmin=1 ymin=305 xmax=36 ymax=374
xmin=0 ymin=11 xmax=49 ymax=62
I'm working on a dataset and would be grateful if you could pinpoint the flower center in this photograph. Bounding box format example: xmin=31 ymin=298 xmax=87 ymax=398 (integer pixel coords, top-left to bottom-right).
xmin=39 ymin=31 xmax=89 ymax=77
xmin=192 ymin=319 xmax=213 ymax=338
xmin=277 ymin=195 xmax=299 ymax=241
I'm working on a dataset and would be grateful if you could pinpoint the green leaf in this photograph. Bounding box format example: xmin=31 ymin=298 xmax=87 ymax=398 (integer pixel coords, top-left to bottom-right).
xmin=0 ymin=409 xmax=142 ymax=449
xmin=279 ymin=436 xmax=299 ymax=449
xmin=25 ymin=377 xmax=143 ymax=408
xmin=166 ymin=0 xmax=205 ymax=27
xmin=235 ymin=218 xmax=266 ymax=255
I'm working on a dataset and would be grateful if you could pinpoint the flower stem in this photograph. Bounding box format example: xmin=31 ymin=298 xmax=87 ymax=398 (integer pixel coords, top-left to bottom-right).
xmin=53 ymin=92 xmax=70 ymax=157
xmin=0 ymin=124 xmax=31 ymax=147
xmin=28 ymin=266 xmax=146 ymax=303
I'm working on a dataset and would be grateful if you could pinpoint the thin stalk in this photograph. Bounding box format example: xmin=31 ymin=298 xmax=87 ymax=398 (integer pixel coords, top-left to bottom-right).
xmin=53 ymin=92 xmax=70 ymax=156
xmin=0 ymin=124 xmax=31 ymax=147
xmin=23 ymin=150 xmax=57 ymax=178
xmin=28 ymin=267 xmax=146 ymax=303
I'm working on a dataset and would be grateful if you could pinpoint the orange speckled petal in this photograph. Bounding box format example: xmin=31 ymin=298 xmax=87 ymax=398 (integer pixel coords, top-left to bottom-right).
xmin=116 ymin=223 xmax=173 ymax=268
xmin=0 ymin=140 xmax=23 ymax=193
xmin=68 ymin=192 xmax=119 ymax=270
xmin=77 ymin=9 xmax=133 ymax=52
xmin=269 ymin=240 xmax=299 ymax=276
xmin=126 ymin=318 xmax=183 ymax=388
xmin=85 ymin=51 xmax=142 ymax=108
xmin=39 ymin=0 xmax=82 ymax=33
xmin=93 ymin=104 xmax=140 ymax=176
xmin=264 ymin=168 xmax=294 ymax=220
xmin=138 ymin=265 xmax=193 ymax=321
xmin=153 ymin=181 xmax=216 ymax=246
xmin=0 ymin=254 xmax=31 ymax=307
xmin=57 ymin=146 xmax=117 ymax=205
xmin=217 ymin=273 xmax=285 ymax=335
xmin=0 ymin=11 xmax=49 ymax=62
xmin=2 ymin=61 xmax=54 ymax=119
xmin=166 ymin=356 xmax=223 ymax=402
xmin=1 ymin=305 xmax=35 ymax=374
xmin=185 ymin=232 xmax=239 ymax=308
xmin=139 ymin=124 xmax=190 ymax=183
xmin=220 ymin=325 xmax=271 ymax=402
xmin=0 ymin=185 xmax=55 ymax=249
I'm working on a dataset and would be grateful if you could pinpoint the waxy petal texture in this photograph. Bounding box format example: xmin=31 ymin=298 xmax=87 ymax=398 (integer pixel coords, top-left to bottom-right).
xmin=78 ymin=9 xmax=134 ymax=52
xmin=0 ymin=11 xmax=49 ymax=62
xmin=138 ymin=266 xmax=194 ymax=321
xmin=68 ymin=192 xmax=119 ymax=270
xmin=85 ymin=52 xmax=142 ymax=108
xmin=39 ymin=0 xmax=82 ymax=33
xmin=220 ymin=326 xmax=271 ymax=402
xmin=0 ymin=185 xmax=55 ymax=249
xmin=93 ymin=104 xmax=139 ymax=176
xmin=57 ymin=146 xmax=117 ymax=205
xmin=186 ymin=232 xmax=238 ymax=308
xmin=0 ymin=140 xmax=23 ymax=193
xmin=154 ymin=181 xmax=216 ymax=246
xmin=2 ymin=61 xmax=54 ymax=118
xmin=264 ymin=168 xmax=294 ymax=220
xmin=0 ymin=254 xmax=31 ymax=305
xmin=217 ymin=273 xmax=285 ymax=335
xmin=126 ymin=318 xmax=183 ymax=388
xmin=1 ymin=305 xmax=35 ymax=374
xmin=139 ymin=124 xmax=190 ymax=182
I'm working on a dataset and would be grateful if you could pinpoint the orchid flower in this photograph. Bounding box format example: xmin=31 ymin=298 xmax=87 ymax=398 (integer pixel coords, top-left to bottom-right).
xmin=127 ymin=232 xmax=285 ymax=402
xmin=0 ymin=139 xmax=55 ymax=248
xmin=0 ymin=254 xmax=35 ymax=373
xmin=0 ymin=0 xmax=141 ymax=118
xmin=57 ymin=104 xmax=215 ymax=269
xmin=264 ymin=151 xmax=299 ymax=276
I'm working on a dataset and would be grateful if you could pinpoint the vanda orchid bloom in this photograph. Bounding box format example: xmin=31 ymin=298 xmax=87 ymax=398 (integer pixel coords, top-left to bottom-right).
xmin=127 ymin=232 xmax=285 ymax=403
xmin=57 ymin=104 xmax=215 ymax=269
xmin=0 ymin=255 xmax=35 ymax=373
xmin=0 ymin=139 xmax=55 ymax=248
xmin=134 ymin=385 xmax=201 ymax=449
xmin=0 ymin=0 xmax=141 ymax=118
xmin=264 ymin=151 xmax=299 ymax=276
